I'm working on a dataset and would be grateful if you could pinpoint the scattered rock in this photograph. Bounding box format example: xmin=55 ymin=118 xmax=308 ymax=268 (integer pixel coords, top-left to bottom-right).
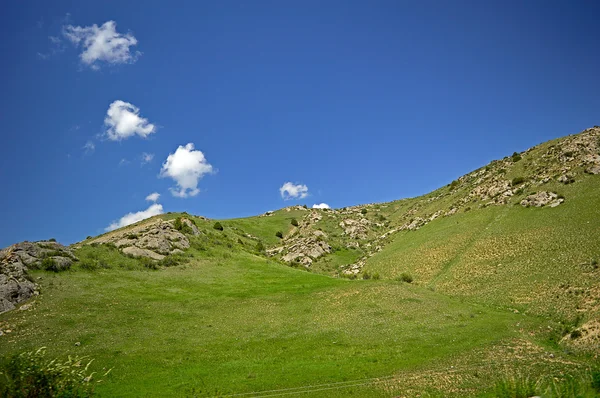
xmin=19 ymin=303 xmax=32 ymax=311
xmin=585 ymin=164 xmax=600 ymax=175
xmin=520 ymin=191 xmax=563 ymax=208
xmin=339 ymin=218 xmax=370 ymax=239
xmin=75 ymin=342 xmax=81 ymax=347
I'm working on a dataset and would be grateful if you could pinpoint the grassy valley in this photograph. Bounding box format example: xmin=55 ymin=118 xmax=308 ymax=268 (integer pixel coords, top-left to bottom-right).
xmin=1 ymin=127 xmax=600 ymax=396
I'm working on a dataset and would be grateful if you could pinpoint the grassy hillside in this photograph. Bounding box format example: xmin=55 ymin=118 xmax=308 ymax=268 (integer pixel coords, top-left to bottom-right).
xmin=1 ymin=127 xmax=600 ymax=396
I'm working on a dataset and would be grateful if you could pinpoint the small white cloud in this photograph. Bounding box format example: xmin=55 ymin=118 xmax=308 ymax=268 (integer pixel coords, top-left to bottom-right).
xmin=38 ymin=35 xmax=66 ymax=60
xmin=141 ymin=152 xmax=154 ymax=165
xmin=312 ymin=203 xmax=330 ymax=209
xmin=63 ymin=20 xmax=140 ymax=69
xmin=104 ymin=100 xmax=156 ymax=141
xmin=83 ymin=140 xmax=95 ymax=154
xmin=105 ymin=203 xmax=163 ymax=231
xmin=145 ymin=192 xmax=160 ymax=202
xmin=159 ymin=143 xmax=214 ymax=198
xmin=119 ymin=158 xmax=130 ymax=166
xmin=280 ymin=182 xmax=309 ymax=200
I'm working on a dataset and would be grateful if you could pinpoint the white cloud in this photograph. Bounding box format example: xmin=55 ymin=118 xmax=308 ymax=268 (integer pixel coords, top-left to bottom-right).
xmin=145 ymin=192 xmax=160 ymax=202
xmin=105 ymin=203 xmax=163 ymax=231
xmin=159 ymin=143 xmax=214 ymax=198
xmin=119 ymin=158 xmax=130 ymax=166
xmin=104 ymin=100 xmax=156 ymax=141
xmin=83 ymin=140 xmax=95 ymax=154
xmin=312 ymin=203 xmax=330 ymax=209
xmin=141 ymin=152 xmax=154 ymax=165
xmin=280 ymin=182 xmax=309 ymax=200
xmin=63 ymin=20 xmax=140 ymax=69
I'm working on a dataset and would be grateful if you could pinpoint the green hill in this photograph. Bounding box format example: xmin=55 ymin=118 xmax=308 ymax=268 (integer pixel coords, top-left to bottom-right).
xmin=1 ymin=127 xmax=599 ymax=396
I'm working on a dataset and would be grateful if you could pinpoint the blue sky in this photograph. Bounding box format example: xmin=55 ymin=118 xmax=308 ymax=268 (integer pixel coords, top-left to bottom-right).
xmin=1 ymin=0 xmax=599 ymax=247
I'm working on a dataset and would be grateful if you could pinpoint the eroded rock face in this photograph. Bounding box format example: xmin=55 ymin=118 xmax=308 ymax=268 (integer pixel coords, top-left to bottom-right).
xmin=87 ymin=218 xmax=197 ymax=260
xmin=0 ymin=242 xmax=77 ymax=313
xmin=281 ymin=232 xmax=332 ymax=266
xmin=520 ymin=191 xmax=564 ymax=208
xmin=339 ymin=218 xmax=370 ymax=239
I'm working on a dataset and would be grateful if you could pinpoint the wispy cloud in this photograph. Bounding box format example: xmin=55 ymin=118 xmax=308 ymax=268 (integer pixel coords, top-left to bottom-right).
xmin=63 ymin=20 xmax=140 ymax=70
xmin=105 ymin=203 xmax=163 ymax=231
xmin=145 ymin=192 xmax=160 ymax=202
xmin=312 ymin=203 xmax=330 ymax=209
xmin=83 ymin=140 xmax=95 ymax=154
xmin=141 ymin=152 xmax=154 ymax=165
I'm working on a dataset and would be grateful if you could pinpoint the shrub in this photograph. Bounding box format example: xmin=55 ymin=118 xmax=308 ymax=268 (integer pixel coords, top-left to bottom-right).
xmin=126 ymin=233 xmax=138 ymax=240
xmin=86 ymin=236 xmax=92 ymax=240
xmin=41 ymin=257 xmax=59 ymax=272
xmin=372 ymin=273 xmax=381 ymax=280
xmin=494 ymin=374 xmax=537 ymax=398
xmin=397 ymin=273 xmax=413 ymax=283
xmin=256 ymin=241 xmax=265 ymax=253
xmin=0 ymin=347 xmax=100 ymax=397
xmin=449 ymin=180 xmax=459 ymax=190
xmin=237 ymin=238 xmax=244 ymax=245
xmin=290 ymin=218 xmax=299 ymax=227
xmin=275 ymin=231 xmax=283 ymax=239
xmin=362 ymin=272 xmax=371 ymax=280
xmin=139 ymin=257 xmax=158 ymax=270
xmin=360 ymin=208 xmax=367 ymax=215
xmin=511 ymin=151 xmax=522 ymax=162
xmin=213 ymin=222 xmax=224 ymax=231
xmin=511 ymin=176 xmax=525 ymax=186
xmin=174 ymin=217 xmax=194 ymax=234
xmin=48 ymin=238 xmax=57 ymax=242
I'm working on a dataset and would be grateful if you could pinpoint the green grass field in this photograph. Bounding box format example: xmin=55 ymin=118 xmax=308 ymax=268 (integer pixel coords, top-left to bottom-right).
xmin=0 ymin=247 xmax=565 ymax=397
xmin=2 ymin=131 xmax=600 ymax=396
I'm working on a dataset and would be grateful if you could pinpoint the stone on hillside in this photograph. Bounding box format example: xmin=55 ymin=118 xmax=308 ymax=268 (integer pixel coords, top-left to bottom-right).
xmin=87 ymin=219 xmax=190 ymax=260
xmin=122 ymin=246 xmax=165 ymax=260
xmin=339 ymin=218 xmax=370 ymax=239
xmin=585 ymin=164 xmax=600 ymax=175
xmin=0 ymin=242 xmax=68 ymax=313
xmin=181 ymin=218 xmax=200 ymax=235
xmin=400 ymin=217 xmax=426 ymax=231
xmin=557 ymin=174 xmax=575 ymax=184
xmin=520 ymin=191 xmax=563 ymax=208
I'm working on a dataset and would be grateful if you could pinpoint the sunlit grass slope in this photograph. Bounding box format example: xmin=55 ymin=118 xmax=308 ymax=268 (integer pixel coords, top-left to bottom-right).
xmin=365 ymin=175 xmax=600 ymax=325
xmin=0 ymin=247 xmax=543 ymax=397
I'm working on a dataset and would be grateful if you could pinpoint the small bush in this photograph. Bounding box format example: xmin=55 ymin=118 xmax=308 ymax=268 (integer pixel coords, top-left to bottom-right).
xmin=0 ymin=347 xmax=100 ymax=397
xmin=372 ymin=273 xmax=381 ymax=280
xmin=173 ymin=217 xmax=183 ymax=231
xmin=256 ymin=241 xmax=265 ymax=253
xmin=86 ymin=236 xmax=92 ymax=240
xmin=41 ymin=257 xmax=59 ymax=272
xmin=511 ymin=176 xmax=525 ymax=186
xmin=275 ymin=231 xmax=283 ymax=239
xmin=511 ymin=151 xmax=522 ymax=162
xmin=397 ymin=273 xmax=413 ymax=283
xmin=494 ymin=374 xmax=537 ymax=398
xmin=570 ymin=329 xmax=582 ymax=339
xmin=213 ymin=222 xmax=224 ymax=231
xmin=449 ymin=180 xmax=459 ymax=190
xmin=126 ymin=233 xmax=138 ymax=240
xmin=290 ymin=218 xmax=299 ymax=227
xmin=237 ymin=238 xmax=244 ymax=245
xmin=139 ymin=257 xmax=158 ymax=270
xmin=360 ymin=208 xmax=367 ymax=215
xmin=362 ymin=272 xmax=371 ymax=280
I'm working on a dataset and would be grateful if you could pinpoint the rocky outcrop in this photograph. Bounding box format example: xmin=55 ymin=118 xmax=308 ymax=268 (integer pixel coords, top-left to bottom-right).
xmin=0 ymin=241 xmax=75 ymax=314
xmin=86 ymin=218 xmax=196 ymax=260
xmin=280 ymin=231 xmax=332 ymax=266
xmin=520 ymin=191 xmax=564 ymax=208
xmin=339 ymin=218 xmax=370 ymax=239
